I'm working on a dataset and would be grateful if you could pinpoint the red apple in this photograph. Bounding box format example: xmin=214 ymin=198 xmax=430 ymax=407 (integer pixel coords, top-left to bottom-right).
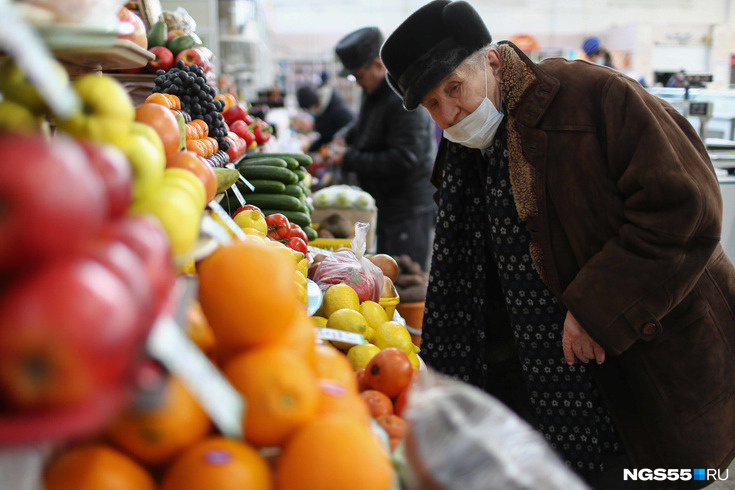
xmin=101 ymin=216 xmax=175 ymax=313
xmin=223 ymin=103 xmax=249 ymax=125
xmin=175 ymin=48 xmax=211 ymax=72
xmin=0 ymin=134 xmax=107 ymax=274
xmin=78 ymin=141 xmax=132 ymax=219
xmin=0 ymin=257 xmax=143 ymax=410
xmin=166 ymin=29 xmax=186 ymax=43
xmin=117 ymin=7 xmax=147 ymax=50
xmin=146 ymin=46 xmax=174 ymax=73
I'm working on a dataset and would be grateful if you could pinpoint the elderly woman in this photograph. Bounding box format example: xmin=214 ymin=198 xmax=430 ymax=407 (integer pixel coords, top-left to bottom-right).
xmin=381 ymin=1 xmax=735 ymax=487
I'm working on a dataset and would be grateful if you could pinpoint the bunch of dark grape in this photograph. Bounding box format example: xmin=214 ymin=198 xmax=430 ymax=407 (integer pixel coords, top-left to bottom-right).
xmin=152 ymin=61 xmax=230 ymax=152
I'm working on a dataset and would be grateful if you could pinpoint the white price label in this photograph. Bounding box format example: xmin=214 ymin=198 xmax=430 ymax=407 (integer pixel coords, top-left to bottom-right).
xmin=316 ymin=328 xmax=366 ymax=346
xmin=147 ymin=317 xmax=244 ymax=439
xmin=207 ymin=200 xmax=247 ymax=241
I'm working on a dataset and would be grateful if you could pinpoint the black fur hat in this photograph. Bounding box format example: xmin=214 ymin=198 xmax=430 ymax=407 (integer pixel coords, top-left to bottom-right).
xmin=335 ymin=27 xmax=384 ymax=77
xmin=381 ymin=0 xmax=492 ymax=110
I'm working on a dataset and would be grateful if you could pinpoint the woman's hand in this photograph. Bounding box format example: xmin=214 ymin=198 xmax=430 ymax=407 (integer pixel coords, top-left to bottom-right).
xmin=562 ymin=311 xmax=605 ymax=365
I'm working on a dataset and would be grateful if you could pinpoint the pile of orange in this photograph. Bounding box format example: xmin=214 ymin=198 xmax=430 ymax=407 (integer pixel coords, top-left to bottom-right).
xmin=43 ymin=239 xmax=397 ymax=489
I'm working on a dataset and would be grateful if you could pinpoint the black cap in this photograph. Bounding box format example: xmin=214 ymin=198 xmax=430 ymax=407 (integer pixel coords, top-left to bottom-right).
xmin=335 ymin=27 xmax=384 ymax=77
xmin=381 ymin=0 xmax=492 ymax=110
xmin=296 ymin=85 xmax=319 ymax=109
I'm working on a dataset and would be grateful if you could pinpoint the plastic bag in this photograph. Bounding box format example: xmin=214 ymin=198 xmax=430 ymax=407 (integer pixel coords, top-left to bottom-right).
xmin=396 ymin=370 xmax=590 ymax=490
xmin=18 ymin=0 xmax=125 ymax=25
xmin=160 ymin=7 xmax=197 ymax=35
xmin=312 ymin=222 xmax=383 ymax=303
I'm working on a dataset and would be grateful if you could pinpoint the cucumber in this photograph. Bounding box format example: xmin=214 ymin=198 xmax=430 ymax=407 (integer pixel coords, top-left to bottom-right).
xmin=293 ymin=167 xmax=308 ymax=182
xmin=304 ymin=226 xmax=318 ymax=242
xmin=279 ymin=156 xmax=300 ymax=171
xmin=248 ymin=153 xmax=313 ymax=167
xmin=242 ymin=193 xmax=303 ymax=211
xmin=237 ymin=157 xmax=287 ymax=168
xmin=244 ymin=179 xmax=286 ymax=194
xmin=260 ymin=209 xmax=312 ymax=228
xmin=239 ymin=165 xmax=298 ymax=185
xmin=284 ymin=184 xmax=305 ymax=198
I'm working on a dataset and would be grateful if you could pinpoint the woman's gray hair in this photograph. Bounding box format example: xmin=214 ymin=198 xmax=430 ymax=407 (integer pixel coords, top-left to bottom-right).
xmin=463 ymin=43 xmax=498 ymax=71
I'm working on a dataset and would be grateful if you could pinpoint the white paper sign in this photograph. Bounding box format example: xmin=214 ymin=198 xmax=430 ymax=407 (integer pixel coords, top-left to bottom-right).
xmin=316 ymin=328 xmax=366 ymax=346
xmin=147 ymin=317 xmax=244 ymax=439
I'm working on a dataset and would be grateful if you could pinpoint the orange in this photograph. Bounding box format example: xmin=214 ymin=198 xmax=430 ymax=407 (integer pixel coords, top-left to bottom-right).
xmin=186 ymin=300 xmax=217 ymax=360
xmin=316 ymin=379 xmax=370 ymax=422
xmin=198 ymin=241 xmax=298 ymax=351
xmin=167 ymin=150 xmax=217 ymax=202
xmin=279 ymin=304 xmax=317 ymax=367
xmin=44 ymin=444 xmax=155 ymax=490
xmin=107 ymin=376 xmax=212 ymax=467
xmin=224 ymin=345 xmax=318 ymax=447
xmin=135 ymin=103 xmax=180 ymax=155
xmin=161 ymin=437 xmax=272 ymax=490
xmin=145 ymin=92 xmax=172 ymax=108
xmin=375 ymin=414 xmax=407 ymax=451
xmin=276 ymin=415 xmax=394 ymax=490
xmin=313 ymin=344 xmax=358 ymax=393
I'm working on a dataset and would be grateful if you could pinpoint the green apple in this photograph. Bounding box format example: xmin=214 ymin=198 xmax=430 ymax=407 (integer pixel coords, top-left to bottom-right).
xmin=55 ymin=74 xmax=134 ymax=143
xmin=0 ymin=100 xmax=43 ymax=132
xmin=0 ymin=59 xmax=69 ymax=115
xmin=114 ymin=133 xmax=164 ymax=204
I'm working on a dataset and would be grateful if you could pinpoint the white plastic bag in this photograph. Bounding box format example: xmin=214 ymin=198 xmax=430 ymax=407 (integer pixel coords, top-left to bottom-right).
xmin=397 ymin=370 xmax=590 ymax=490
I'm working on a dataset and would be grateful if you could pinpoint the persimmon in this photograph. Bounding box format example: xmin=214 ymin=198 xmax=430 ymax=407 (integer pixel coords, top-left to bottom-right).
xmin=146 ymin=92 xmax=172 ymax=108
xmin=135 ymin=103 xmax=180 ymax=155
xmin=365 ymin=348 xmax=412 ymax=398
xmin=359 ymin=389 xmax=394 ymax=418
xmin=166 ymin=151 xmax=217 ymax=202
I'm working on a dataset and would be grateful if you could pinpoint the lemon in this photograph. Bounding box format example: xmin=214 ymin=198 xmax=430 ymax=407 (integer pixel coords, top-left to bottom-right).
xmin=294 ymin=269 xmax=307 ymax=288
xmin=374 ymin=321 xmax=414 ymax=355
xmin=311 ymin=316 xmax=328 ymax=328
xmin=297 ymin=258 xmax=309 ymax=278
xmin=364 ymin=325 xmax=376 ymax=344
xmin=347 ymin=344 xmax=381 ymax=369
xmin=326 ymin=308 xmax=367 ymax=351
xmin=233 ymin=208 xmax=267 ymax=235
xmin=407 ymin=350 xmax=420 ymax=370
xmin=360 ymin=301 xmax=388 ymax=331
xmin=323 ymin=284 xmax=359 ymax=318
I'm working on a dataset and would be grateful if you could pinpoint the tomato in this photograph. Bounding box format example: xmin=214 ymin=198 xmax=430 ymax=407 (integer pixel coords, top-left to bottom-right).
xmin=288 ymin=223 xmax=308 ymax=243
xmin=359 ymin=389 xmax=393 ymax=418
xmin=265 ymin=214 xmax=290 ymax=241
xmin=393 ymin=386 xmax=410 ymax=417
xmin=365 ymin=348 xmax=412 ymax=398
xmin=355 ymin=367 xmax=369 ymax=392
xmin=135 ymin=103 xmax=180 ymax=156
xmin=285 ymin=237 xmax=307 ymax=254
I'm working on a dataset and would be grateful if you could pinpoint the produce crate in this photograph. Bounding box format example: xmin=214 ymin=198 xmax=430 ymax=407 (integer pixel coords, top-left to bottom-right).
xmin=308 ymin=224 xmax=351 ymax=251
xmin=311 ymin=206 xmax=377 ymax=251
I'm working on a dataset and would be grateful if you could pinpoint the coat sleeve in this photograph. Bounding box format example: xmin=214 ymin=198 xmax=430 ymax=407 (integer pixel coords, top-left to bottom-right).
xmin=342 ymin=105 xmax=431 ymax=178
xmin=561 ymin=74 xmax=722 ymax=355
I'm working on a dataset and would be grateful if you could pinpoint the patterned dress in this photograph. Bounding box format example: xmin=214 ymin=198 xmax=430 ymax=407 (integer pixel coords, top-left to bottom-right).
xmin=423 ymin=118 xmax=621 ymax=473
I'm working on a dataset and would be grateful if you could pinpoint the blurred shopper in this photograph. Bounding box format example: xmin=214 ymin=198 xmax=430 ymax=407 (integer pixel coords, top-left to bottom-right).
xmin=331 ymin=26 xmax=437 ymax=269
xmin=296 ymin=84 xmax=354 ymax=153
xmin=582 ymin=36 xmax=615 ymax=68
xmin=381 ymin=1 xmax=735 ymax=487
xmin=666 ymin=69 xmax=686 ymax=88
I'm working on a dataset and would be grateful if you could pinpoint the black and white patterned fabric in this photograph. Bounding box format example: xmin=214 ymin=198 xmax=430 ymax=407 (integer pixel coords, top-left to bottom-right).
xmin=423 ymin=118 xmax=621 ymax=472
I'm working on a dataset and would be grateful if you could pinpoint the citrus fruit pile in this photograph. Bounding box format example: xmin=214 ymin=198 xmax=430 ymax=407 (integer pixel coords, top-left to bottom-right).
xmin=42 ymin=238 xmax=396 ymax=490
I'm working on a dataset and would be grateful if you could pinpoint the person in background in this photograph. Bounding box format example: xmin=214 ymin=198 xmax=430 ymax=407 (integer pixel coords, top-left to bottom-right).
xmin=380 ymin=0 xmax=735 ymax=487
xmin=330 ymin=26 xmax=437 ymax=270
xmin=296 ymin=84 xmax=354 ymax=153
xmin=582 ymin=35 xmax=615 ymax=68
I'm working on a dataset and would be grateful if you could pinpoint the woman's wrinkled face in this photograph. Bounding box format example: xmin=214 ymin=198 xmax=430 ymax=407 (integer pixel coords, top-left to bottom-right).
xmin=421 ymin=49 xmax=502 ymax=129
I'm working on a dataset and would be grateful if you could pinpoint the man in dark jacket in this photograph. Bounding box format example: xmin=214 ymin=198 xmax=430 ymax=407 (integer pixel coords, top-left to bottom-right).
xmin=296 ymin=84 xmax=353 ymax=153
xmin=331 ymin=27 xmax=437 ymax=269
xmin=381 ymin=1 xmax=735 ymax=488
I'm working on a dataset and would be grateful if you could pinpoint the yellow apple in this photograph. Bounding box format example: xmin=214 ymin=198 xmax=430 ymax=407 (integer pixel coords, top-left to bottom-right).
xmin=161 ymin=168 xmax=207 ymax=210
xmin=0 ymin=59 xmax=69 ymax=115
xmin=133 ymin=185 xmax=201 ymax=257
xmin=55 ymin=74 xmax=134 ymax=143
xmin=115 ymin=133 xmax=164 ymax=203
xmin=0 ymin=100 xmax=43 ymax=132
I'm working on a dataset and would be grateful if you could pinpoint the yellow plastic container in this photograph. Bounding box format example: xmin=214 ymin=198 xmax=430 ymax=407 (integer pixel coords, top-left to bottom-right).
xmin=379 ymin=295 xmax=400 ymax=320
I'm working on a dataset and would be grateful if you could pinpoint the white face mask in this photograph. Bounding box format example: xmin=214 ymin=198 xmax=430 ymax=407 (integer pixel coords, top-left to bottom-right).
xmin=443 ymin=60 xmax=504 ymax=149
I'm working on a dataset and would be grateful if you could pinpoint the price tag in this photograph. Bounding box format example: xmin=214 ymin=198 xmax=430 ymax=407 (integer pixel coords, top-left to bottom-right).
xmin=207 ymin=200 xmax=248 ymax=241
xmin=316 ymin=328 xmax=367 ymax=346
xmin=147 ymin=316 xmax=245 ymax=439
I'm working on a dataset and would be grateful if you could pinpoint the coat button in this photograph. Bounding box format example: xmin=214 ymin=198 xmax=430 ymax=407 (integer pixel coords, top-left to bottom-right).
xmin=642 ymin=323 xmax=657 ymax=336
